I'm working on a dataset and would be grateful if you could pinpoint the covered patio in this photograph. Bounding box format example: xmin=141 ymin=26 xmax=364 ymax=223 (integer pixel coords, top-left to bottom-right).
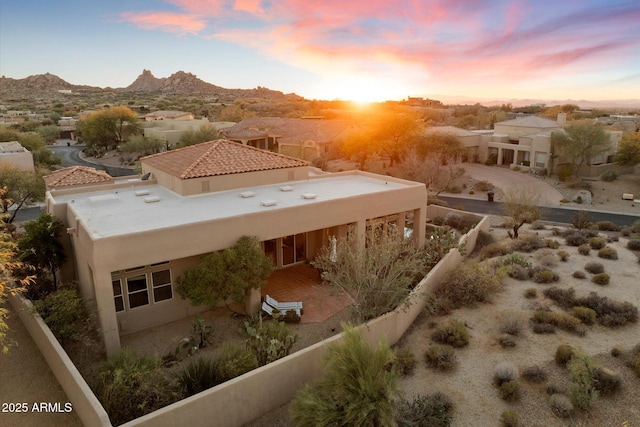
xmin=261 ymin=264 xmax=353 ymax=323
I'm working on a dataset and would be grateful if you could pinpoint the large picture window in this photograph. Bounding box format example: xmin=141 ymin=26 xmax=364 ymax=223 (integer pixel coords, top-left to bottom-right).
xmin=152 ymin=269 xmax=173 ymax=303
xmin=126 ymin=274 xmax=149 ymax=309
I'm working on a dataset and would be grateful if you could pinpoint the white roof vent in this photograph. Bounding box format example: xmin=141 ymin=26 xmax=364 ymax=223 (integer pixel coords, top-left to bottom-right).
xmin=89 ymin=194 xmax=118 ymax=203
xmin=279 ymin=185 xmax=294 ymax=192
xmin=240 ymin=191 xmax=256 ymax=198
xmin=301 ymin=193 xmax=317 ymax=200
xmin=261 ymin=199 xmax=277 ymax=207
xmin=135 ymin=190 xmax=150 ymax=196
xmin=144 ymin=196 xmax=160 ymax=203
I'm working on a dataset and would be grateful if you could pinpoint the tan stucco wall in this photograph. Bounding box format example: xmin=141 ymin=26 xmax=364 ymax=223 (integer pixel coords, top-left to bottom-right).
xmin=0 ymin=151 xmax=35 ymax=172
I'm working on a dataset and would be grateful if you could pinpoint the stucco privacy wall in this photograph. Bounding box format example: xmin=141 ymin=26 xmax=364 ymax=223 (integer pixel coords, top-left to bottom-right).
xmin=122 ymin=210 xmax=489 ymax=427
xmin=8 ymin=294 xmax=111 ymax=427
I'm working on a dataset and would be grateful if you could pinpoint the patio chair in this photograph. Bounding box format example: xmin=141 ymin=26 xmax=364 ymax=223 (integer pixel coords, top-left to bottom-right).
xmin=261 ymin=301 xmax=301 ymax=321
xmin=265 ymin=295 xmax=304 ymax=315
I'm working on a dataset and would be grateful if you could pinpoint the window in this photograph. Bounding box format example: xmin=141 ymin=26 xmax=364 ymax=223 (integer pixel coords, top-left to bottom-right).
xmin=112 ymin=280 xmax=124 ymax=312
xmin=126 ymin=274 xmax=149 ymax=309
xmin=152 ymin=269 xmax=173 ymax=303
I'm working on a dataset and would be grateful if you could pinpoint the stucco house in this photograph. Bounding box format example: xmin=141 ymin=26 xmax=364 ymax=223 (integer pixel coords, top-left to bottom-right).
xmin=46 ymin=140 xmax=427 ymax=356
xmin=0 ymin=141 xmax=35 ymax=172
xmin=222 ymin=117 xmax=362 ymax=161
xmin=143 ymin=110 xmax=195 ymax=122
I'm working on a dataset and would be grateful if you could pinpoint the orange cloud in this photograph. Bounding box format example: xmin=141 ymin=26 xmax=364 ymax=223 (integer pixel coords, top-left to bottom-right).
xmin=119 ymin=11 xmax=207 ymax=35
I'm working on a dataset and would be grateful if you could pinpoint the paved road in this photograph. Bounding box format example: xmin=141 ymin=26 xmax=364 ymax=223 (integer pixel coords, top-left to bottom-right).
xmin=49 ymin=143 xmax=134 ymax=177
xmin=439 ymin=196 xmax=640 ymax=227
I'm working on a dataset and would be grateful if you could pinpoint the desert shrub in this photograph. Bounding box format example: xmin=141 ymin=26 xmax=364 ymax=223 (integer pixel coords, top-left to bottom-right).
xmin=511 ymin=234 xmax=546 ymax=253
xmin=444 ymin=212 xmax=462 ymax=229
xmin=498 ymin=334 xmax=517 ymax=348
xmin=592 ymin=368 xmax=621 ymax=395
xmin=621 ymin=227 xmax=632 ymax=237
xmin=432 ymin=319 xmax=469 ymax=348
xmin=632 ymin=220 xmax=640 ymax=234
xmin=241 ymin=317 xmax=298 ymax=366
xmin=537 ymin=249 xmax=557 ymax=267
xmin=596 ymin=221 xmax=619 ymax=232
xmin=214 ymin=341 xmax=257 ymax=382
xmin=566 ymin=233 xmax=588 ymax=247
xmin=574 ymin=292 xmax=638 ymax=327
xmin=589 ymin=237 xmax=607 ymax=250
xmin=631 ymin=351 xmax=640 ymax=377
xmin=627 ymin=239 xmax=640 ymax=250
xmin=499 ymin=310 xmax=525 ymax=336
xmin=530 ymin=220 xmax=546 ymax=230
xmin=572 ymin=270 xmax=586 ymax=279
xmin=557 ymin=250 xmax=570 ymax=262
xmin=508 ymin=264 xmax=529 ymax=281
xmin=95 ymin=349 xmax=177 ymax=425
xmin=545 ymin=239 xmax=560 ymax=249
xmin=556 ymin=345 xmax=577 ymax=367
xmin=289 ymin=326 xmax=399 ymax=427
xmin=601 ymin=170 xmax=617 ymax=182
xmin=395 ymin=392 xmax=454 ymax=427
xmin=578 ymin=244 xmax=591 ymax=255
xmin=425 ymin=344 xmax=457 ymax=371
xmin=433 ymin=262 xmax=503 ymax=308
xmin=501 ymin=253 xmax=531 ymax=268
xmin=494 ymin=362 xmax=518 ymax=386
xmin=584 ymin=262 xmax=604 ymax=274
xmin=32 ymin=287 xmax=88 ymax=345
xmin=175 ymin=357 xmax=218 ymax=397
xmin=501 ymin=410 xmax=519 ymax=427
xmin=394 ymin=348 xmax=417 ymax=376
xmin=474 ymin=180 xmax=494 ymax=191
xmin=598 ymin=246 xmax=618 ymax=260
xmin=558 ymin=165 xmax=573 ymax=181
xmin=523 ymin=288 xmax=537 ymax=298
xmin=499 ymin=380 xmax=521 ymax=402
xmin=543 ymin=287 xmax=576 ymax=309
xmin=532 ymin=310 xmax=582 ymax=333
xmin=568 ymin=353 xmax=600 ymax=410
xmin=531 ymin=322 xmax=556 ymax=334
xmin=432 ymin=216 xmax=445 ymax=226
xmin=572 ymin=307 xmax=597 ymax=325
xmin=591 ymin=273 xmax=610 ymax=286
xmin=611 ymin=346 xmax=622 ymax=357
xmin=479 ymin=241 xmax=511 ymax=260
xmin=549 ymin=394 xmax=574 ymax=418
xmin=571 ymin=210 xmax=592 ymax=230
xmin=532 ymin=269 xmax=559 ymax=284
xmin=522 ymin=365 xmax=547 ymax=383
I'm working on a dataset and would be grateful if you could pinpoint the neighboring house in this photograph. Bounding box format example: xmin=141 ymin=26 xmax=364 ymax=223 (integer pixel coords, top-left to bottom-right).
xmin=46 ymin=140 xmax=427 ymax=356
xmin=0 ymin=141 xmax=35 ymax=172
xmin=143 ymin=117 xmax=236 ymax=147
xmin=143 ymin=110 xmax=195 ymax=121
xmin=222 ymin=117 xmax=362 ymax=161
xmin=422 ymin=126 xmax=482 ymax=162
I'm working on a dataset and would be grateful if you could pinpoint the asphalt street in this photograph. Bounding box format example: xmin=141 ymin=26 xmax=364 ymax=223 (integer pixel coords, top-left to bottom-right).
xmin=49 ymin=143 xmax=134 ymax=177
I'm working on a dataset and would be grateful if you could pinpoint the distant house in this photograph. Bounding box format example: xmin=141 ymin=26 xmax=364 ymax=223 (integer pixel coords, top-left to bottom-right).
xmin=143 ymin=117 xmax=236 ymax=147
xmin=44 ymin=166 xmax=114 ymax=190
xmin=222 ymin=117 xmax=362 ymax=161
xmin=0 ymin=141 xmax=35 ymax=172
xmin=46 ymin=140 xmax=427 ymax=355
xmin=143 ymin=110 xmax=195 ymax=121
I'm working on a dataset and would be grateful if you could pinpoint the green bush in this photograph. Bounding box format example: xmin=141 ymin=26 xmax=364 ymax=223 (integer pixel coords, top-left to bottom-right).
xmin=523 ymin=288 xmax=537 ymax=298
xmin=601 ymin=170 xmax=617 ymax=182
xmin=532 ymin=310 xmax=582 ymax=333
xmin=627 ymin=239 xmax=640 ymax=250
xmin=395 ymin=392 xmax=454 ymax=427
xmin=508 ymin=264 xmax=529 ymax=281
xmin=240 ymin=317 xmax=298 ymax=366
xmin=596 ymin=221 xmax=619 ymax=232
xmin=555 ymin=344 xmax=577 ymax=367
xmin=175 ymin=357 xmax=218 ymax=397
xmin=501 ymin=410 xmax=519 ymax=427
xmin=501 ymin=253 xmax=532 ymax=268
xmin=214 ymin=341 xmax=257 ymax=382
xmin=32 ymin=287 xmax=87 ymax=344
xmin=522 ymin=365 xmax=547 ymax=383
xmin=568 ymin=353 xmax=600 ymax=410
xmin=433 ymin=262 xmax=503 ymax=308
xmin=572 ymin=307 xmax=597 ymax=325
xmin=432 ymin=216 xmax=445 ymax=226
xmin=557 ymin=250 xmax=570 ymax=262
xmin=573 ymin=292 xmax=638 ymax=327
xmin=95 ymin=348 xmax=177 ymax=426
xmin=425 ymin=344 xmax=457 ymax=371
xmin=632 ymin=220 xmax=640 ymax=234
xmin=532 ymin=269 xmax=559 ymax=284
xmin=621 ymin=227 xmax=632 ymax=237
xmin=572 ymin=270 xmax=586 ymax=279
xmin=545 ymin=239 xmax=560 ymax=249
xmin=591 ymin=273 xmax=610 ymax=286
xmin=499 ymin=380 xmax=521 ymax=402
xmin=578 ymin=244 xmax=591 ymax=255
xmin=289 ymin=327 xmax=399 ymax=427
xmin=432 ymin=319 xmax=470 ymax=348
xmin=394 ymin=348 xmax=417 ymax=376
xmin=479 ymin=241 xmax=511 ymax=260
xmin=598 ymin=246 xmax=618 ymax=260
xmin=589 ymin=237 xmax=607 ymax=250
xmin=584 ymin=262 xmax=604 ymax=274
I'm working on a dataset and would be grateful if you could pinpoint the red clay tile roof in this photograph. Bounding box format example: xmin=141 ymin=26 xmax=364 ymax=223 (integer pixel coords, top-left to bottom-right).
xmin=44 ymin=166 xmax=114 ymax=188
xmin=141 ymin=139 xmax=309 ymax=179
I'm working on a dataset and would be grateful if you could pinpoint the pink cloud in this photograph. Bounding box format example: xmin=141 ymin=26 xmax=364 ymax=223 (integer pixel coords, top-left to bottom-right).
xmin=119 ymin=11 xmax=207 ymax=35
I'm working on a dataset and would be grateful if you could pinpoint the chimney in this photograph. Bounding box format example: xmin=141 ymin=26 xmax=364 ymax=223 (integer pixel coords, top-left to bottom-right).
xmin=557 ymin=112 xmax=567 ymax=126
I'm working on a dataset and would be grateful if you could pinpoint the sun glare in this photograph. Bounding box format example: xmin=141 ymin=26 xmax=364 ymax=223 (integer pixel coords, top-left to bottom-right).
xmin=316 ymin=75 xmax=411 ymax=103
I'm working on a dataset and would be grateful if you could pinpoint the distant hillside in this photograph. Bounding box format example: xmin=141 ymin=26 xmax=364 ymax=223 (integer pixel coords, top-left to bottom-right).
xmin=429 ymin=94 xmax=640 ymax=110
xmin=0 ymin=70 xmax=302 ymax=101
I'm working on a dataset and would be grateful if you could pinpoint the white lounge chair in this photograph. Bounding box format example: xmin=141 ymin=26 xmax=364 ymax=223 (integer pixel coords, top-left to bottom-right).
xmin=265 ymin=295 xmax=303 ymax=314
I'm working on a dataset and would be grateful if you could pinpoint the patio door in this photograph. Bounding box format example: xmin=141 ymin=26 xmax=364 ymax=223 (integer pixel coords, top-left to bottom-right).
xmin=282 ymin=233 xmax=306 ymax=266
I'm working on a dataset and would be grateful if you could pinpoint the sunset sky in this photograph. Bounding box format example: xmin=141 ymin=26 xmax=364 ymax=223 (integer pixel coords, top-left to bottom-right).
xmin=1 ymin=0 xmax=639 ymax=103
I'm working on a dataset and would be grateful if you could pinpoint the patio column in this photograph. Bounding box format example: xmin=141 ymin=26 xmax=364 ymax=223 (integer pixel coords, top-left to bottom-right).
xmin=512 ymin=149 xmax=519 ymax=167
xmin=413 ymin=207 xmax=426 ymax=247
xmin=396 ymin=212 xmax=406 ymax=240
xmin=497 ymin=148 xmax=503 ymax=165
xmin=354 ymin=219 xmax=366 ymax=248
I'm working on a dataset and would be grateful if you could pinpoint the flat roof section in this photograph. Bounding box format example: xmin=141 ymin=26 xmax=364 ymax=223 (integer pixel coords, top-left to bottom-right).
xmin=54 ymin=174 xmax=422 ymax=239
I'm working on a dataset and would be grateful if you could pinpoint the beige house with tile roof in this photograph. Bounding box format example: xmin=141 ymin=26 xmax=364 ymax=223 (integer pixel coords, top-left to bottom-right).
xmin=44 ymin=166 xmax=115 ymax=190
xmin=47 ymin=139 xmax=427 ymax=356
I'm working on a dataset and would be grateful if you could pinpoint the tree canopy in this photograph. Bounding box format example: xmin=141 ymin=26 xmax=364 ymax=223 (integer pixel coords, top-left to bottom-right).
xmin=178 ymin=123 xmax=219 ymax=147
xmin=176 ymin=236 xmax=272 ymax=308
xmin=79 ymin=106 xmax=141 ymax=150
xmin=0 ymin=166 xmax=46 ymax=223
xmin=17 ymin=213 xmax=66 ymax=290
xmin=615 ymin=133 xmax=640 ymax=166
xmin=502 ymin=186 xmax=541 ymax=239
xmin=552 ymin=121 xmax=611 ymax=176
